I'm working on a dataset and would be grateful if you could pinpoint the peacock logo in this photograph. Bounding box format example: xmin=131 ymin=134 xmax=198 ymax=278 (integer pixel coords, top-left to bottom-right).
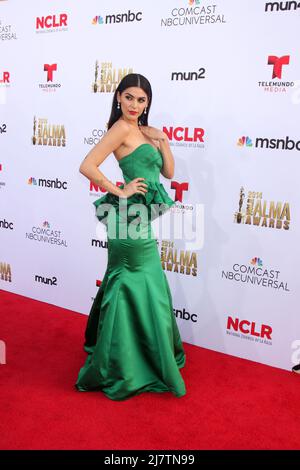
xmin=43 ymin=221 xmax=50 ymax=228
xmin=92 ymin=16 xmax=104 ymax=25
xmin=237 ymin=136 xmax=253 ymax=147
xmin=251 ymin=257 xmax=263 ymax=267
xmin=28 ymin=177 xmax=37 ymax=185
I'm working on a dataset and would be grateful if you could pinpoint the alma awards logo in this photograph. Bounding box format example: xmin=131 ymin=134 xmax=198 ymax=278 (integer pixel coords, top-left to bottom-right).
xmin=234 ymin=187 xmax=290 ymax=230
xmin=0 ymin=163 xmax=5 ymax=189
xmin=32 ymin=116 xmax=66 ymax=146
xmin=160 ymin=240 xmax=197 ymax=276
xmin=92 ymin=61 xmax=133 ymax=93
xmin=0 ymin=261 xmax=11 ymax=282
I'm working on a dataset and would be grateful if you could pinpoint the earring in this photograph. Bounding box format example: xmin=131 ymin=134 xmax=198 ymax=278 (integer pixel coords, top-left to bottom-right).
xmin=144 ymin=107 xmax=147 ymax=114
xmin=117 ymin=102 xmax=120 ymax=109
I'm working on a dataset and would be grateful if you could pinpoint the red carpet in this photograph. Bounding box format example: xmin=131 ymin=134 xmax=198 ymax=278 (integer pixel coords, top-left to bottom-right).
xmin=1 ymin=289 xmax=300 ymax=450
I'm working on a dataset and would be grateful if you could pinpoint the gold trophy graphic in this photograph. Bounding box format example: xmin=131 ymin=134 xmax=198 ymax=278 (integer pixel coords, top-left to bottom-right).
xmin=32 ymin=116 xmax=37 ymax=145
xmin=61 ymin=125 xmax=66 ymax=147
xmin=235 ymin=186 xmax=245 ymax=224
xmin=93 ymin=60 xmax=99 ymax=93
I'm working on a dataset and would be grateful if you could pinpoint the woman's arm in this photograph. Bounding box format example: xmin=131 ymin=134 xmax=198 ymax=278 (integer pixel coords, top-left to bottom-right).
xmin=158 ymin=134 xmax=174 ymax=180
xmin=79 ymin=120 xmax=130 ymax=197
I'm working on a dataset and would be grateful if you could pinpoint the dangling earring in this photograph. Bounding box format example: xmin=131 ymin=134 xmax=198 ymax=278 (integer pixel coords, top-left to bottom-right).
xmin=117 ymin=102 xmax=120 ymax=109
xmin=144 ymin=107 xmax=147 ymax=114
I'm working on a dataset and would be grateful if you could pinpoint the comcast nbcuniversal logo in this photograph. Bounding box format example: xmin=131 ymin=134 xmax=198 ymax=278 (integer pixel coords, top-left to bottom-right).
xmin=161 ymin=1 xmax=227 ymax=27
xmin=25 ymin=220 xmax=68 ymax=247
xmin=0 ymin=18 xmax=18 ymax=41
xmin=221 ymin=257 xmax=290 ymax=292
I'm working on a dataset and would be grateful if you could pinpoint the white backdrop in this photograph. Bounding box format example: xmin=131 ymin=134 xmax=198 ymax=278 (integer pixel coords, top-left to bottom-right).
xmin=1 ymin=0 xmax=299 ymax=371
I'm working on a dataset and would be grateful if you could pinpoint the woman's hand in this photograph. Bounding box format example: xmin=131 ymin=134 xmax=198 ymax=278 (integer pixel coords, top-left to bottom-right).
xmin=140 ymin=125 xmax=174 ymax=179
xmin=120 ymin=178 xmax=148 ymax=198
xmin=139 ymin=125 xmax=166 ymax=142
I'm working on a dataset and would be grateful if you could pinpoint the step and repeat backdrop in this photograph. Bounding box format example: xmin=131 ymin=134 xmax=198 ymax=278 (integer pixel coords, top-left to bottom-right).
xmin=1 ymin=0 xmax=299 ymax=371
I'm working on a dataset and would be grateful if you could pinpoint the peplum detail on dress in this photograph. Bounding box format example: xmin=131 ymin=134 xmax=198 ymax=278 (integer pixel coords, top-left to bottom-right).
xmin=93 ymin=180 xmax=175 ymax=225
xmin=92 ymin=143 xmax=175 ymax=226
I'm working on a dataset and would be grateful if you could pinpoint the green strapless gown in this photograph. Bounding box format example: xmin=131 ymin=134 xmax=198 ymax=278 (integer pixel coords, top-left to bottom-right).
xmin=75 ymin=143 xmax=186 ymax=400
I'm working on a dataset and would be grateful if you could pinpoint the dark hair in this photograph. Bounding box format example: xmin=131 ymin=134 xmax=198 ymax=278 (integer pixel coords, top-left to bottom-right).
xmin=107 ymin=73 xmax=152 ymax=130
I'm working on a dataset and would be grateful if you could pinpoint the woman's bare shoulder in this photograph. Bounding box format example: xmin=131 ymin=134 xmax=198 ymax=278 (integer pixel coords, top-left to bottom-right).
xmin=109 ymin=119 xmax=131 ymax=134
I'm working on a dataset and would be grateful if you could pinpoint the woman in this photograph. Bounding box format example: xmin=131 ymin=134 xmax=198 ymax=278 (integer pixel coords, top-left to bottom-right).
xmin=75 ymin=73 xmax=186 ymax=400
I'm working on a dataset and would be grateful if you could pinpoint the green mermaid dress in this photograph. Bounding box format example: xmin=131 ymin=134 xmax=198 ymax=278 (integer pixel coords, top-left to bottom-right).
xmin=75 ymin=143 xmax=186 ymax=400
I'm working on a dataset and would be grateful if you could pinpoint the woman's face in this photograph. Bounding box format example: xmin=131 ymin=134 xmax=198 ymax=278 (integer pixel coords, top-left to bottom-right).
xmin=117 ymin=87 xmax=148 ymax=123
